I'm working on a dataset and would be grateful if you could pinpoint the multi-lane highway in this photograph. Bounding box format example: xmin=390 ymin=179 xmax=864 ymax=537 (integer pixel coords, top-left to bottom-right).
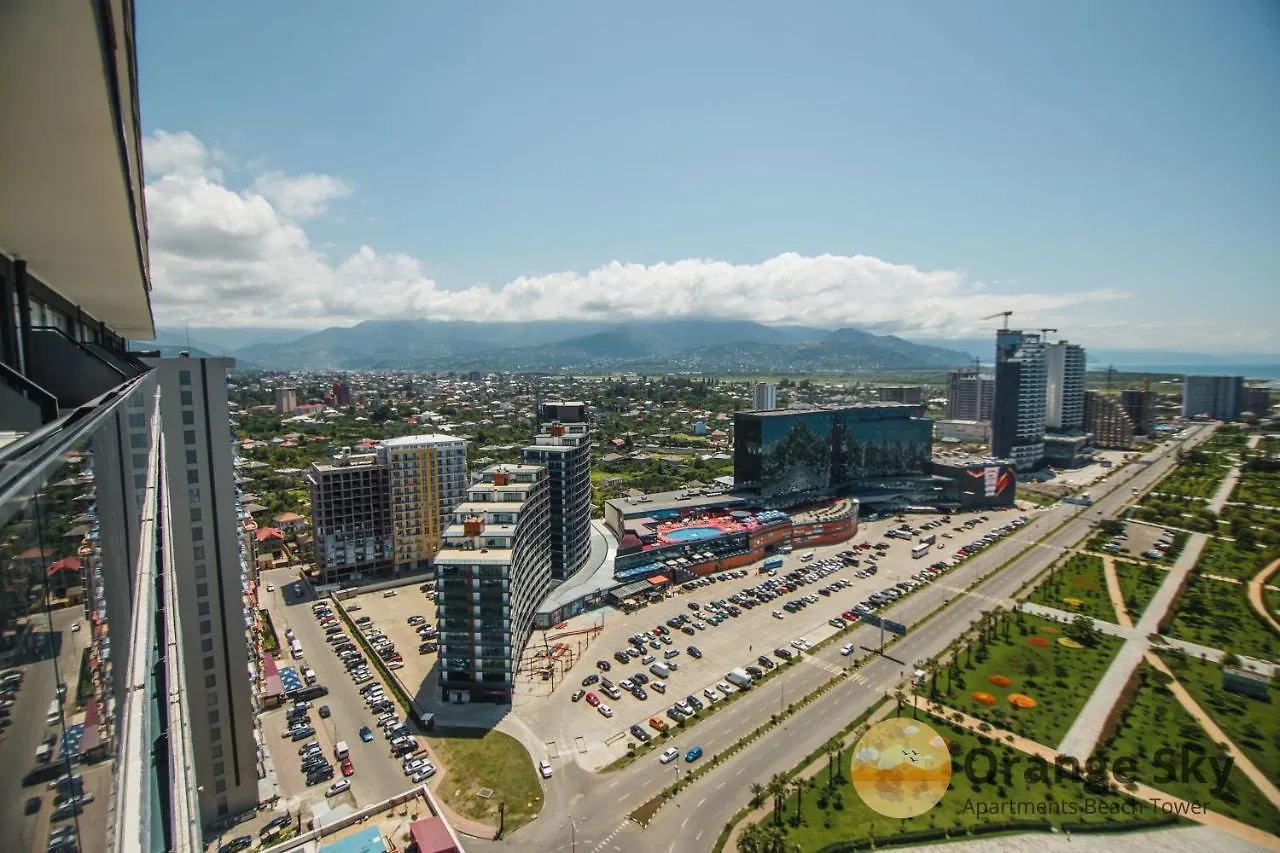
xmin=470 ymin=424 xmax=1210 ymax=853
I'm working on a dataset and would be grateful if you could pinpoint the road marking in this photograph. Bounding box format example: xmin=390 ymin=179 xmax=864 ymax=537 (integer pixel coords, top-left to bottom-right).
xmin=735 ymin=766 xmax=745 ymax=776
xmin=716 ymin=780 xmax=725 ymax=790
xmin=682 ymin=817 xmax=689 ymax=830
xmin=590 ymin=821 xmax=628 ymax=853
xmin=697 ymin=797 xmax=707 ymax=807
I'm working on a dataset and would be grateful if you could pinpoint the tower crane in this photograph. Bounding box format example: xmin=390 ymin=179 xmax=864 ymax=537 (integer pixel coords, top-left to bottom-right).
xmin=1039 ymin=327 xmax=1058 ymax=341
xmin=982 ymin=311 xmax=1013 ymax=330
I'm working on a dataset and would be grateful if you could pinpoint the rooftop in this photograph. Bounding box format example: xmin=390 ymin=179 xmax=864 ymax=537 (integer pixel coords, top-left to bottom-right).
xmin=380 ymin=433 xmax=466 ymax=448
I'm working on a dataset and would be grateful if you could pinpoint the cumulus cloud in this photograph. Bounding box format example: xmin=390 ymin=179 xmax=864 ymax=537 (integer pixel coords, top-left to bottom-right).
xmin=143 ymin=130 xmax=1131 ymax=333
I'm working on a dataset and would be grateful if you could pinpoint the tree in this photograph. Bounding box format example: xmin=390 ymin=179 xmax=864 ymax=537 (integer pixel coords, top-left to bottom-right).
xmin=1067 ymin=614 xmax=1101 ymax=648
xmin=793 ymin=778 xmax=804 ymax=820
xmin=749 ymin=781 xmax=765 ymax=809
xmin=766 ymin=774 xmax=787 ymax=826
xmin=824 ymin=738 xmax=841 ymax=787
xmin=737 ymin=821 xmax=767 ymax=853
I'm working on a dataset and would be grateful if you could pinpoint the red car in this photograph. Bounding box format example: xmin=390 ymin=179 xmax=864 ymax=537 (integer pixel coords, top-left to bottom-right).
xmin=341 ymin=757 xmax=354 ymax=777
xmin=585 ymin=691 xmax=600 ymax=707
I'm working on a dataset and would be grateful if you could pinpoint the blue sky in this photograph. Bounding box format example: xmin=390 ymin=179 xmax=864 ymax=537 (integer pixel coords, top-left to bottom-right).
xmin=136 ymin=1 xmax=1279 ymax=351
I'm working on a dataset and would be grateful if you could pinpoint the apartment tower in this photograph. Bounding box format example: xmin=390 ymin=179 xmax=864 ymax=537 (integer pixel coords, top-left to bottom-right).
xmin=378 ymin=434 xmax=469 ymax=571
xmin=1045 ymin=341 xmax=1086 ymax=431
xmin=307 ymin=453 xmax=393 ymax=583
xmin=1182 ymin=375 xmax=1245 ymax=421
xmin=752 ymin=382 xmax=778 ymax=412
xmin=946 ymin=369 xmax=995 ymax=422
xmin=435 ymin=465 xmax=551 ymax=703
xmin=523 ymin=420 xmax=593 ymax=581
xmin=991 ymin=330 xmax=1048 ymax=469
xmin=1085 ymin=391 xmax=1136 ymax=449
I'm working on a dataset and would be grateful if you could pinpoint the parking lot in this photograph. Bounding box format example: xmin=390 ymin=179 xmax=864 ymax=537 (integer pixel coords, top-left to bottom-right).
xmin=258 ymin=569 xmax=440 ymax=821
xmin=339 ymin=584 xmax=440 ymax=709
xmin=1102 ymin=520 xmax=1177 ymax=561
xmin=514 ymin=507 xmax=1039 ymax=767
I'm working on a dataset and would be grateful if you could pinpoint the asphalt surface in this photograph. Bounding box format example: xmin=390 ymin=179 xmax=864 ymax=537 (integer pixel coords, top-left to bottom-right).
xmin=467 ymin=424 xmax=1211 ymax=853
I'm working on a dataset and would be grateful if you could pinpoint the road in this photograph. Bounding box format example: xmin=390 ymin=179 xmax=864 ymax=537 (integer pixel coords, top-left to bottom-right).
xmin=468 ymin=424 xmax=1212 ymax=853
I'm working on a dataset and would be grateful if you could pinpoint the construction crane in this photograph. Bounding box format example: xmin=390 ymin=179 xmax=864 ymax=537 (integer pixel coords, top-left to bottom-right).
xmin=982 ymin=311 xmax=1013 ymax=330
xmin=1039 ymin=327 xmax=1058 ymax=341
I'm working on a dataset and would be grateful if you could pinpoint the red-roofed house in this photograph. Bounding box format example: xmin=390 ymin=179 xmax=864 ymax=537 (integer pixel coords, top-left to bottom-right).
xmin=255 ymin=527 xmax=286 ymax=557
xmin=271 ymin=512 xmax=307 ymax=534
xmin=46 ymin=555 xmax=83 ymax=595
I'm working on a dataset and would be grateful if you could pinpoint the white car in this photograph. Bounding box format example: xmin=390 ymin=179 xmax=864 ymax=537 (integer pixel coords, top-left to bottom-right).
xmin=772 ymin=610 xmax=784 ymax=619
xmin=598 ymin=704 xmax=613 ymax=718
xmin=412 ymin=767 xmax=437 ymax=783
xmin=659 ymin=747 xmax=680 ymax=764
xmin=266 ymin=583 xmax=275 ymax=592
xmin=538 ymin=760 xmax=553 ymax=779
xmin=326 ymin=780 xmax=351 ymax=797
xmin=840 ymin=643 xmax=855 ymax=656
xmin=702 ymin=688 xmax=718 ymax=702
xmin=70 ymin=623 xmax=80 ymax=633
xmin=716 ymin=681 xmax=734 ymax=697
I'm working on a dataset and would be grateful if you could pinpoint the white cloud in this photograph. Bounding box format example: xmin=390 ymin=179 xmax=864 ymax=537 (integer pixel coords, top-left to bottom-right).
xmin=251 ymin=171 xmax=352 ymax=220
xmin=143 ymin=129 xmax=1134 ymax=337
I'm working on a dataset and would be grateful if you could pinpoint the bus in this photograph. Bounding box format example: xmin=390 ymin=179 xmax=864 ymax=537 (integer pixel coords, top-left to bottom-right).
xmin=911 ymin=543 xmax=931 ymax=559
xmin=761 ymin=556 xmax=785 ymax=573
xmin=918 ymin=533 xmax=936 ymax=547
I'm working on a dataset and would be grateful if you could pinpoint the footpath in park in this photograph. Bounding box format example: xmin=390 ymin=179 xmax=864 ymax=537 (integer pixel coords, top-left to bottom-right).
xmin=1248 ymin=558 xmax=1280 ymax=635
xmin=1055 ymin=533 xmax=1206 ymax=759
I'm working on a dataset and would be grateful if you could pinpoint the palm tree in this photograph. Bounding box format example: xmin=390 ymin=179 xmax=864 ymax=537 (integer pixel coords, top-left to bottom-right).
xmin=824 ymin=737 xmax=841 ymax=787
xmin=766 ymin=774 xmax=787 ymax=826
xmin=793 ymin=778 xmax=804 ymax=820
xmin=762 ymin=823 xmax=788 ymax=853
xmin=737 ymin=821 xmax=766 ymax=853
xmin=749 ymin=781 xmax=764 ymax=809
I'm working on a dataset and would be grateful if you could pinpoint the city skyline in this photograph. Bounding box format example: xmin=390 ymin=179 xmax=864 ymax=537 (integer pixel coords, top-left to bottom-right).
xmin=135 ymin=2 xmax=1279 ymax=352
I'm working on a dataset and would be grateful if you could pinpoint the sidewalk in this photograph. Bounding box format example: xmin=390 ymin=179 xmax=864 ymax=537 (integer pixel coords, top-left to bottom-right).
xmin=1017 ymin=602 xmax=1138 ymax=639
xmin=1102 ymin=555 xmax=1133 ymax=629
xmin=722 ymin=698 xmax=896 ymax=852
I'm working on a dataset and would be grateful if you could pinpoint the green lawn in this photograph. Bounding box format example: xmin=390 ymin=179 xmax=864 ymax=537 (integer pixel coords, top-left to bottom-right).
xmin=1233 ymin=467 xmax=1280 ymax=508
xmin=1193 ymin=536 xmax=1278 ymax=581
xmin=924 ymin=613 xmax=1124 ymax=747
xmin=1156 ymin=651 xmax=1280 ymax=785
xmin=1147 ymin=462 xmax=1232 ymax=501
xmin=752 ymin=716 xmax=1171 ymax=852
xmin=1027 ymin=554 xmax=1116 ymax=622
xmin=424 ymin=728 xmax=544 ymax=831
xmin=1111 ymin=560 xmax=1166 ymax=624
xmin=1094 ymin=663 xmax=1280 ymax=836
xmin=1163 ymin=573 xmax=1280 ymax=661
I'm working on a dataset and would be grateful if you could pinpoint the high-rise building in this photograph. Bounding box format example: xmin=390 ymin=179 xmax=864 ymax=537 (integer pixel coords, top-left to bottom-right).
xmin=1182 ymin=375 xmax=1245 ymax=420
xmin=752 ymin=382 xmax=779 ymax=411
xmin=332 ymin=380 xmax=352 ymax=407
xmin=538 ymin=400 xmax=588 ymax=424
xmin=946 ymin=369 xmax=995 ymax=422
xmin=991 ymin=330 xmax=1048 ymax=470
xmin=435 ymin=465 xmax=551 ymax=703
xmin=1121 ymin=385 xmax=1157 ymax=435
xmin=274 ymin=386 xmax=298 ymax=414
xmin=523 ymin=421 xmax=593 ymax=581
xmin=1243 ymin=386 xmax=1272 ymax=418
xmin=1044 ymin=342 xmax=1086 ymax=431
xmin=308 ymin=453 xmax=393 ymax=583
xmin=876 ymin=385 xmax=924 ymax=405
xmin=379 ymin=434 xmax=469 ymax=571
xmin=1085 ymin=391 xmax=1135 ymax=449
xmin=146 ymin=356 xmax=259 ymax=826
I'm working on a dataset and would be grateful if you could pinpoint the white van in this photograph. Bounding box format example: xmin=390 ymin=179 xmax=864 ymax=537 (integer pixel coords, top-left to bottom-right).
xmin=290 ymin=639 xmax=304 ymax=660
xmin=46 ymin=700 xmax=60 ymax=725
xmin=800 ymin=552 xmax=815 ymax=562
xmin=303 ymin=668 xmax=317 ymax=685
xmin=334 ymin=741 xmax=350 ymax=759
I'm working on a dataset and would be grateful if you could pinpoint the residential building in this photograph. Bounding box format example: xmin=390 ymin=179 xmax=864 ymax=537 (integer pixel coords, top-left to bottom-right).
xmin=523 ymin=421 xmax=593 ymax=581
xmin=734 ymin=405 xmax=933 ymax=504
xmin=274 ymin=386 xmax=298 ymax=414
xmin=935 ymin=419 xmax=991 ymax=444
xmin=1243 ymin=386 xmax=1272 ymax=418
xmin=332 ymin=380 xmax=352 ymax=407
xmin=538 ymin=400 xmax=588 ymax=424
xmin=1085 ymin=391 xmax=1135 ymax=449
xmin=1121 ymin=385 xmax=1157 ymax=435
xmin=876 ymin=385 xmax=923 ymax=405
xmin=307 ymin=453 xmax=393 ymax=583
xmin=146 ymin=356 xmax=260 ymax=826
xmin=991 ymin=330 xmax=1048 ymax=469
xmin=435 ymin=465 xmax=551 ymax=703
xmin=379 ymin=434 xmax=469 ymax=572
xmin=1182 ymin=375 xmax=1245 ymax=421
xmin=945 ymin=369 xmax=995 ymax=422
xmin=752 ymin=381 xmax=778 ymax=411
xmin=1044 ymin=341 xmax=1086 ymax=431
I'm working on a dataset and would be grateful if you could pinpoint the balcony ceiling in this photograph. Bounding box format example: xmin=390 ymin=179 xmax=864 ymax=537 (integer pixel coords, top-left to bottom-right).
xmin=0 ymin=0 xmax=154 ymax=338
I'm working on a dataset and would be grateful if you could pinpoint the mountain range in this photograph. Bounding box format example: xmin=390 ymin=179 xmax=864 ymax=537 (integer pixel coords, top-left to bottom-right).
xmin=143 ymin=319 xmax=972 ymax=373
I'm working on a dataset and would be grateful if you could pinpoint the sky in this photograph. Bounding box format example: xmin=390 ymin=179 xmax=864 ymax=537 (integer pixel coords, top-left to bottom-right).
xmin=136 ymin=1 xmax=1280 ymax=352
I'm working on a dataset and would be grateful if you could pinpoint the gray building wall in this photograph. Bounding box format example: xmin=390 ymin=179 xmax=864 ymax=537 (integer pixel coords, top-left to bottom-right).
xmin=1182 ymin=375 xmax=1244 ymax=420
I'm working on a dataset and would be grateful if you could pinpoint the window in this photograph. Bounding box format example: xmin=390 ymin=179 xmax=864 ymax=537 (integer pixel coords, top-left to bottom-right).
xmin=197 ymin=602 xmax=210 ymax=616
xmin=130 ymin=432 xmax=148 ymax=449
xmin=187 ymin=468 xmax=200 ymax=484
xmin=128 ymin=411 xmax=146 ymax=428
xmin=210 ymin=727 xmax=222 ymax=743
xmin=195 ymin=564 xmax=206 ymax=579
xmin=186 ymin=449 xmax=198 ymax=465
xmin=192 ymin=526 xmax=203 ymax=541
xmin=190 ymin=507 xmax=202 ymax=523
xmin=193 ymin=545 xmax=205 ymax=560
xmin=208 ymin=709 xmax=219 ymax=724
xmin=133 ymin=473 xmax=146 ymax=490
xmin=211 ymin=744 xmax=222 ymax=759
xmin=197 ymin=583 xmax=208 ymax=598
xmin=214 ymin=780 xmax=226 ymax=794
xmin=179 ymin=369 xmax=191 ymax=386
xmin=201 ymin=638 xmax=214 ymax=652
xmin=184 ymin=430 xmax=196 ymax=445
xmin=217 ymin=797 xmax=228 ymax=816
xmin=181 ymin=390 xmax=193 ymax=406
xmin=203 ymin=656 xmax=215 ymax=671
xmin=200 ymin=620 xmax=212 ymax=635
xmin=131 ymin=453 xmax=147 ymax=470
xmin=188 ymin=486 xmax=201 ymax=504
xmin=204 ymin=673 xmax=216 ymax=688
xmin=212 ymin=761 xmax=224 ymax=776
xmin=182 ymin=410 xmax=195 ymax=425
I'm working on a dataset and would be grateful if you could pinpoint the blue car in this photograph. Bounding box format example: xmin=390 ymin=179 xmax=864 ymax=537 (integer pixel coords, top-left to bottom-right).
xmin=685 ymin=746 xmax=703 ymax=763
xmin=359 ymin=725 xmax=374 ymax=743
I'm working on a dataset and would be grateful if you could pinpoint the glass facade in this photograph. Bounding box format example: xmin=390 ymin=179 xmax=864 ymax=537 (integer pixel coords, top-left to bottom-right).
xmin=734 ymin=407 xmax=933 ymax=504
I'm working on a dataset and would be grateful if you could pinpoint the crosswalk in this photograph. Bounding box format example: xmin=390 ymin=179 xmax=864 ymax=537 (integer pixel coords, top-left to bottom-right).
xmin=590 ymin=819 xmax=630 ymax=852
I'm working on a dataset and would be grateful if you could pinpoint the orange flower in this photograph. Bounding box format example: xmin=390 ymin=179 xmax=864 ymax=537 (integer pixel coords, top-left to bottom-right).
xmin=1028 ymin=636 xmax=1050 ymax=647
xmin=987 ymin=674 xmax=1013 ymax=688
xmin=1008 ymin=693 xmax=1038 ymax=709
xmin=971 ymin=691 xmax=997 ymax=705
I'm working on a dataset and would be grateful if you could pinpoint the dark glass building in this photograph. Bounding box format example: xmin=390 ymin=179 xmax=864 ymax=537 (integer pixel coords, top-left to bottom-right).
xmin=734 ymin=406 xmax=933 ymax=505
